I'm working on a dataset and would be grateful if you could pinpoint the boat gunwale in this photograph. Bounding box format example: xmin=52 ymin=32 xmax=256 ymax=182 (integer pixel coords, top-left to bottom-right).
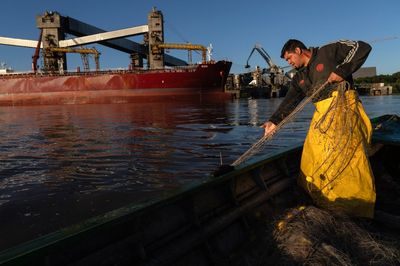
xmin=0 ymin=143 xmax=303 ymax=264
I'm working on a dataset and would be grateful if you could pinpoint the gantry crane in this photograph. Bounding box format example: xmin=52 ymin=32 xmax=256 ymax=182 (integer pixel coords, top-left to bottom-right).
xmin=43 ymin=47 xmax=100 ymax=72
xmin=151 ymin=43 xmax=209 ymax=64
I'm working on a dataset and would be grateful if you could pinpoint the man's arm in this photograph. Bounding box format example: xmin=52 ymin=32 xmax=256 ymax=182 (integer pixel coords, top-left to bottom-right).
xmin=333 ymin=40 xmax=372 ymax=78
xmin=327 ymin=72 xmax=344 ymax=83
xmin=268 ymin=80 xmax=305 ymax=125
xmin=262 ymin=80 xmax=305 ymax=136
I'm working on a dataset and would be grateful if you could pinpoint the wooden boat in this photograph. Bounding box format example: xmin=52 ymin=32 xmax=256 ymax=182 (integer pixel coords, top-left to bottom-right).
xmin=0 ymin=114 xmax=399 ymax=265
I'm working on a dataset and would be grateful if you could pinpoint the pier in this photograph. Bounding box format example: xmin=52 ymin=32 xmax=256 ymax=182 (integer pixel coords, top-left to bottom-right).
xmin=224 ymin=69 xmax=289 ymax=99
xmin=356 ymin=82 xmax=393 ymax=96
xmin=225 ymin=44 xmax=291 ymax=99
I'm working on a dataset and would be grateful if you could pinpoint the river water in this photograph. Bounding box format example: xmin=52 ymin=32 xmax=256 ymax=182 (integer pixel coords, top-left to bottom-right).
xmin=0 ymin=95 xmax=399 ymax=249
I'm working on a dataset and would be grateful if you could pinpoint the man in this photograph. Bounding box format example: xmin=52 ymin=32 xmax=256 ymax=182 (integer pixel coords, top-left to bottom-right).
xmin=262 ymin=39 xmax=375 ymax=218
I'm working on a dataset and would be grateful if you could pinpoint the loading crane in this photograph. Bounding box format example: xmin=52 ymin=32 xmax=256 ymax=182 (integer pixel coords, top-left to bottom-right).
xmin=43 ymin=47 xmax=100 ymax=72
xmin=31 ymin=30 xmax=43 ymax=73
xmin=245 ymin=44 xmax=284 ymax=76
xmin=244 ymin=44 xmax=289 ymax=97
xmin=151 ymin=43 xmax=209 ymax=64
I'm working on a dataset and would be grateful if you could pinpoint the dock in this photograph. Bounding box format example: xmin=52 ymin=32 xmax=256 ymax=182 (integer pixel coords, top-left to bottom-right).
xmin=225 ymin=70 xmax=289 ymax=99
xmin=357 ymin=82 xmax=393 ymax=96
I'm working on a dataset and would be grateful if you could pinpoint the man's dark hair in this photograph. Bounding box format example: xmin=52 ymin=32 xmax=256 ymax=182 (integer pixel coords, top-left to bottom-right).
xmin=280 ymin=39 xmax=307 ymax=58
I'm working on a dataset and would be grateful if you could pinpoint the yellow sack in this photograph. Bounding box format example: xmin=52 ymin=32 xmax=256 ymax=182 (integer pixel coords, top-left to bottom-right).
xmin=299 ymin=90 xmax=375 ymax=218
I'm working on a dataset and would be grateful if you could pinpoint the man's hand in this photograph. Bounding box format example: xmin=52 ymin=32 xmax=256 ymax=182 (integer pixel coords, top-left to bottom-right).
xmin=327 ymin=72 xmax=344 ymax=83
xmin=261 ymin=121 xmax=277 ymax=137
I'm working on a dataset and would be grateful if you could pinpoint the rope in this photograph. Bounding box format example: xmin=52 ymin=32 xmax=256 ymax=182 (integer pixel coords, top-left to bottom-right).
xmin=232 ymin=80 xmax=330 ymax=166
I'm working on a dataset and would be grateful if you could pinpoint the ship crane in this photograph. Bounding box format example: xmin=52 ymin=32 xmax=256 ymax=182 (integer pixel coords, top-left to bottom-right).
xmin=151 ymin=43 xmax=209 ymax=64
xmin=44 ymin=47 xmax=101 ymax=72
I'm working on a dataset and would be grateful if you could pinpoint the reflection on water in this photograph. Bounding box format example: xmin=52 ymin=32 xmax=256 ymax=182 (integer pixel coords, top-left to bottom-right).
xmin=0 ymin=95 xmax=399 ymax=249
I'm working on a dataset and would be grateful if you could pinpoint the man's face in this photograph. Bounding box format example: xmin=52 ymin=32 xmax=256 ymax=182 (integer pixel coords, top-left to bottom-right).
xmin=283 ymin=48 xmax=303 ymax=69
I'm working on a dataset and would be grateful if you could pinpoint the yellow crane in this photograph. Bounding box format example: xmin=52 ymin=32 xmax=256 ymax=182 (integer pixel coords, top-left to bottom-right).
xmin=44 ymin=47 xmax=100 ymax=71
xmin=151 ymin=43 xmax=208 ymax=63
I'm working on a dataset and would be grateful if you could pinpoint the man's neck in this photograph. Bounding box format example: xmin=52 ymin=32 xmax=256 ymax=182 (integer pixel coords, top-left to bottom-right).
xmin=302 ymin=49 xmax=312 ymax=67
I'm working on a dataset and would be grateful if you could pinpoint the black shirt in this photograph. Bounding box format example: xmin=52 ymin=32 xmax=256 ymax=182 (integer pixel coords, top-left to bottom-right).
xmin=269 ymin=40 xmax=372 ymax=125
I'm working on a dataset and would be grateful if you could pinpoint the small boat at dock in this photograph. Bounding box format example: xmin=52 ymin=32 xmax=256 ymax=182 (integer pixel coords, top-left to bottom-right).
xmin=0 ymin=114 xmax=399 ymax=265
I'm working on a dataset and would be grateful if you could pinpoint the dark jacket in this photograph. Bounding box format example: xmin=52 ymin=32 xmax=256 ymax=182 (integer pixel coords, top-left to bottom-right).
xmin=269 ymin=40 xmax=372 ymax=125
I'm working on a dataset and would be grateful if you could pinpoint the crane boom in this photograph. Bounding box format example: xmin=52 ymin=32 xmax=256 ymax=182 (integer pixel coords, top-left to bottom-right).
xmin=243 ymin=43 xmax=289 ymax=94
xmin=44 ymin=47 xmax=101 ymax=71
xmin=151 ymin=43 xmax=208 ymax=63
xmin=245 ymin=44 xmax=276 ymax=69
xmin=32 ymin=29 xmax=43 ymax=73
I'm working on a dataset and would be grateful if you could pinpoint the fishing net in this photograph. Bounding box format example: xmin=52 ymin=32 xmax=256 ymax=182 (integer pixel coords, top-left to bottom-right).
xmin=303 ymin=82 xmax=370 ymax=188
xmin=233 ymin=81 xmax=352 ymax=166
xmin=273 ymin=205 xmax=400 ymax=265
xmin=299 ymin=82 xmax=375 ymax=217
xmin=232 ymin=80 xmax=331 ymax=166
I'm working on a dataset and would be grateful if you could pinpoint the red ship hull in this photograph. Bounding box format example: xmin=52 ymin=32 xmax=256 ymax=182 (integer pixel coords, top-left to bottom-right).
xmin=0 ymin=60 xmax=232 ymax=106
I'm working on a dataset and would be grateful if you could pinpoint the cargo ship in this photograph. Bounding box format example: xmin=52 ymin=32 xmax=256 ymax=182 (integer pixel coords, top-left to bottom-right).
xmin=0 ymin=9 xmax=232 ymax=106
xmin=0 ymin=60 xmax=232 ymax=106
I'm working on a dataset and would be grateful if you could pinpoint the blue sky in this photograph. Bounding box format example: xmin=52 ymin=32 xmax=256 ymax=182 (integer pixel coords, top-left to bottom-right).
xmin=0 ymin=0 xmax=399 ymax=75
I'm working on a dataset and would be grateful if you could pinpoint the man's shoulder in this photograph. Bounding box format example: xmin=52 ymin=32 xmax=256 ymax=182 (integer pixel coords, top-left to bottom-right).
xmin=320 ymin=40 xmax=358 ymax=50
